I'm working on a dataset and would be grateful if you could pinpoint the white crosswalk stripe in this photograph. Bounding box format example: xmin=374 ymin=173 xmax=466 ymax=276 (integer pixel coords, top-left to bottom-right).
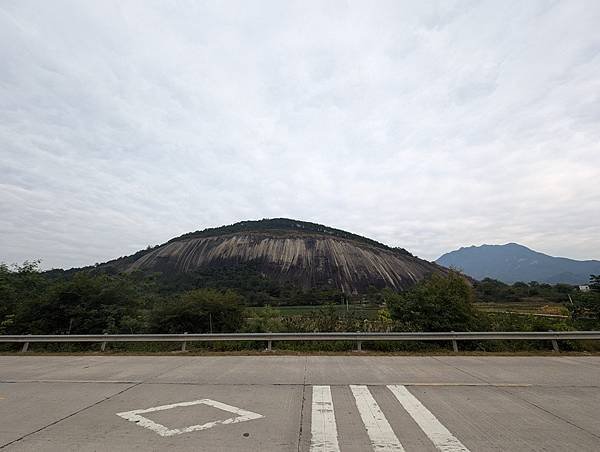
xmin=387 ymin=385 xmax=470 ymax=452
xmin=310 ymin=385 xmax=340 ymax=452
xmin=309 ymin=385 xmax=471 ymax=452
xmin=349 ymin=385 xmax=405 ymax=451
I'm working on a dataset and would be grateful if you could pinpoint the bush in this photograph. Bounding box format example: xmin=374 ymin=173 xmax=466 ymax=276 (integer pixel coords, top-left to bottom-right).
xmin=385 ymin=272 xmax=483 ymax=332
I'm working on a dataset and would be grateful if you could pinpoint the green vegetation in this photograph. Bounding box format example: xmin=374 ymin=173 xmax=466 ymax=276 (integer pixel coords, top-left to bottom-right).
xmin=150 ymin=262 xmax=348 ymax=307
xmin=474 ymin=277 xmax=576 ymax=303
xmin=1 ymin=261 xmax=599 ymax=353
xmin=385 ymin=272 xmax=483 ymax=332
xmin=150 ymin=289 xmax=244 ymax=334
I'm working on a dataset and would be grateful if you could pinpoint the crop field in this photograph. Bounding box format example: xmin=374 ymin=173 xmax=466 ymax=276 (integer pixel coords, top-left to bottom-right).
xmin=247 ymin=299 xmax=569 ymax=320
xmin=474 ymin=299 xmax=570 ymax=317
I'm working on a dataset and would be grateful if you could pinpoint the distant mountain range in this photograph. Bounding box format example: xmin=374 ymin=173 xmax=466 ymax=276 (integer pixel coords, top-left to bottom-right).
xmin=436 ymin=243 xmax=600 ymax=285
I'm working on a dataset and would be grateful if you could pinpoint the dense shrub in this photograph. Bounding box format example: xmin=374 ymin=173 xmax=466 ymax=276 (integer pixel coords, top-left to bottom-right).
xmin=385 ymin=272 xmax=484 ymax=332
xmin=149 ymin=289 xmax=244 ymax=333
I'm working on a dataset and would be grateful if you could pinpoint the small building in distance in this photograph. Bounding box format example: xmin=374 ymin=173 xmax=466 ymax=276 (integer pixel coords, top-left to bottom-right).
xmin=578 ymin=285 xmax=590 ymax=292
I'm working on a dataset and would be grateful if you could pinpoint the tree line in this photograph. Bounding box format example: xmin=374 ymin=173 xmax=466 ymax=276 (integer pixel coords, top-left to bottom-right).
xmin=1 ymin=261 xmax=599 ymax=337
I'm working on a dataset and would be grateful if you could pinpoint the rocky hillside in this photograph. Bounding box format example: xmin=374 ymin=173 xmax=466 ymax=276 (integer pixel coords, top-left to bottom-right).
xmin=102 ymin=219 xmax=445 ymax=293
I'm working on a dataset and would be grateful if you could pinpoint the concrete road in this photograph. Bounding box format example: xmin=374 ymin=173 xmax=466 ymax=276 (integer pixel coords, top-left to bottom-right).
xmin=0 ymin=355 xmax=599 ymax=451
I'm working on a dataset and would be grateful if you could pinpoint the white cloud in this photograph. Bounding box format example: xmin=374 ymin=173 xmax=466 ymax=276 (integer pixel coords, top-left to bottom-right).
xmin=1 ymin=0 xmax=599 ymax=268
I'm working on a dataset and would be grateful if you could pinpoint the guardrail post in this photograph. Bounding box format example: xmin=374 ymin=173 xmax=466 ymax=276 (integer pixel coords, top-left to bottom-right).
xmin=451 ymin=331 xmax=459 ymax=352
xmin=353 ymin=331 xmax=364 ymax=352
xmin=21 ymin=339 xmax=29 ymax=353
xmin=100 ymin=333 xmax=108 ymax=352
xmin=549 ymin=330 xmax=559 ymax=352
xmin=181 ymin=332 xmax=188 ymax=352
xmin=266 ymin=340 xmax=272 ymax=352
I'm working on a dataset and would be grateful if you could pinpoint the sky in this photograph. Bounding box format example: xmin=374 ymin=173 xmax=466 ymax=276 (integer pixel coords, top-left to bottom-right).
xmin=1 ymin=0 xmax=600 ymax=269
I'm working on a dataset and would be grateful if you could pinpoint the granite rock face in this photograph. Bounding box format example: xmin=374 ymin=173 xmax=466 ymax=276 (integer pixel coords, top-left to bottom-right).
xmin=117 ymin=220 xmax=445 ymax=293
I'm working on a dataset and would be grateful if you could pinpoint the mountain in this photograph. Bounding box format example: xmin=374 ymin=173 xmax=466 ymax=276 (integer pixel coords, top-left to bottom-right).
xmin=436 ymin=243 xmax=600 ymax=284
xmin=100 ymin=218 xmax=446 ymax=293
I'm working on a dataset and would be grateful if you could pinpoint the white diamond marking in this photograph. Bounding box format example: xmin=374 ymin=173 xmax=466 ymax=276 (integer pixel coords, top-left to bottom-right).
xmin=116 ymin=398 xmax=264 ymax=437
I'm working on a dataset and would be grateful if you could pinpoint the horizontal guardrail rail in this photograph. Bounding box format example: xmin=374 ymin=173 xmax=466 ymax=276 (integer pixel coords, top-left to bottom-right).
xmin=2 ymin=331 xmax=599 ymax=353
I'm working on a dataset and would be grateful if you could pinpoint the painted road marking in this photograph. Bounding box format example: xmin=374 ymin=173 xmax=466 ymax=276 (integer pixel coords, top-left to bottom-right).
xmin=116 ymin=398 xmax=263 ymax=437
xmin=388 ymin=385 xmax=470 ymax=452
xmin=350 ymin=385 xmax=405 ymax=451
xmin=310 ymin=385 xmax=340 ymax=452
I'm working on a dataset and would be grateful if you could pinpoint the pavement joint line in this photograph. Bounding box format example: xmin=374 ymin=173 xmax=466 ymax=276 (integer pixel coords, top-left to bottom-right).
xmin=400 ymin=383 xmax=534 ymax=387
xmin=431 ymin=356 xmax=491 ymax=385
xmin=0 ymin=379 xmax=143 ymax=384
xmin=296 ymin=356 xmax=308 ymax=452
xmin=0 ymin=381 xmax=143 ymax=450
xmin=496 ymin=386 xmax=600 ymax=441
xmin=2 ymin=380 xmax=600 ymax=388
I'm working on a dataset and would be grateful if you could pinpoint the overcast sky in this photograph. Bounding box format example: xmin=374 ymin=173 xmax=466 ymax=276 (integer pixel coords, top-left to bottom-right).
xmin=1 ymin=0 xmax=599 ymax=269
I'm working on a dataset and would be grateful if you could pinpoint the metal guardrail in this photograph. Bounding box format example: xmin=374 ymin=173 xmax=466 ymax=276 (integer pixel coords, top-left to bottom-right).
xmin=2 ymin=331 xmax=599 ymax=352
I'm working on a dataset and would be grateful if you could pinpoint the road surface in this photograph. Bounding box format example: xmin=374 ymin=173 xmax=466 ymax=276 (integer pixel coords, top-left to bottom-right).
xmin=1 ymin=355 xmax=599 ymax=451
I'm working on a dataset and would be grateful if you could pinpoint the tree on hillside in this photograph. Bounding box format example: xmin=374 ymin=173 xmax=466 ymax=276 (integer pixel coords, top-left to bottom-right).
xmin=385 ymin=272 xmax=482 ymax=332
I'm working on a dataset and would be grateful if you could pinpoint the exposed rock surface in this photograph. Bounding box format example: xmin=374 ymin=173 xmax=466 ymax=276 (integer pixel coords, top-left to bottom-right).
xmin=110 ymin=219 xmax=445 ymax=293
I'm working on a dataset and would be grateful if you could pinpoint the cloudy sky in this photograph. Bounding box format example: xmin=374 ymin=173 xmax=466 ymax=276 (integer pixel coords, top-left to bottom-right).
xmin=1 ymin=0 xmax=599 ymax=269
